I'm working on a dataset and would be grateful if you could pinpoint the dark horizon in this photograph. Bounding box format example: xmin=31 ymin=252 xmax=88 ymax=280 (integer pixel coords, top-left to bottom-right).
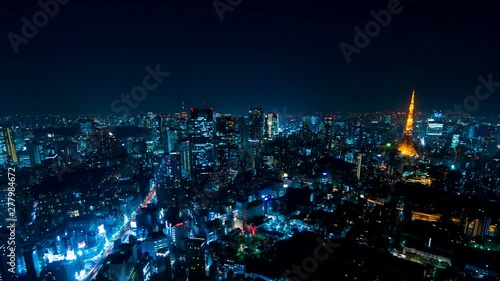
xmin=2 ymin=0 xmax=500 ymax=115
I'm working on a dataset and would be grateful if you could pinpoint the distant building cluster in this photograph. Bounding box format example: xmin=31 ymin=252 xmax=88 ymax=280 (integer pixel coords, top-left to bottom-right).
xmin=1 ymin=91 xmax=500 ymax=280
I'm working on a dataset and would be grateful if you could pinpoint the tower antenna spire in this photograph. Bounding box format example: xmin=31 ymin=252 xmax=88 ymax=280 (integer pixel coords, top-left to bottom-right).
xmin=398 ymin=88 xmax=418 ymax=157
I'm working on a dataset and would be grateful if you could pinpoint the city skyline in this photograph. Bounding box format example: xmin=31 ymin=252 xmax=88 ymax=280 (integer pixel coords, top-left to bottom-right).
xmin=3 ymin=1 xmax=500 ymax=281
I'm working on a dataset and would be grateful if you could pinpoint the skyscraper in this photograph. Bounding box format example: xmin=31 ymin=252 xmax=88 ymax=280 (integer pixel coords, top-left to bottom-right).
xmin=153 ymin=113 xmax=168 ymax=151
xmin=154 ymin=152 xmax=182 ymax=208
xmin=167 ymin=128 xmax=179 ymax=153
xmin=248 ymin=108 xmax=264 ymax=143
xmin=175 ymin=139 xmax=191 ymax=177
xmin=322 ymin=115 xmax=334 ymax=151
xmin=398 ymin=89 xmax=418 ymax=157
xmin=23 ymin=246 xmax=41 ymax=280
xmin=186 ymin=238 xmax=206 ymax=280
xmin=216 ymin=115 xmax=239 ymax=172
xmin=190 ymin=108 xmax=215 ymax=183
xmin=264 ymin=112 xmax=279 ymax=140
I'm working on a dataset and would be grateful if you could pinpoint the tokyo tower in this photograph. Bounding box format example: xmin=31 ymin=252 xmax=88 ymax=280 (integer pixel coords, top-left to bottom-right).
xmin=398 ymin=89 xmax=418 ymax=157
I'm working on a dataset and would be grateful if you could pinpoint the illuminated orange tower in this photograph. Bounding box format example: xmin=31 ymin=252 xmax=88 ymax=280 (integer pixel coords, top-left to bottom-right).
xmin=398 ymin=89 xmax=418 ymax=157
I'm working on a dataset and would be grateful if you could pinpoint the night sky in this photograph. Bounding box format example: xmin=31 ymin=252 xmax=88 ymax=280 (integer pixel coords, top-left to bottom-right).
xmin=2 ymin=0 xmax=500 ymax=115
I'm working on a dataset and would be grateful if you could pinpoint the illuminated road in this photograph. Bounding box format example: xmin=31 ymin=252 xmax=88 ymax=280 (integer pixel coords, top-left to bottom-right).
xmin=140 ymin=187 xmax=156 ymax=211
xmin=84 ymin=187 xmax=156 ymax=281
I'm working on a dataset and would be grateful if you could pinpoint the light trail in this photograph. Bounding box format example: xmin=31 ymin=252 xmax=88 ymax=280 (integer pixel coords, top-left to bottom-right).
xmin=84 ymin=187 xmax=156 ymax=281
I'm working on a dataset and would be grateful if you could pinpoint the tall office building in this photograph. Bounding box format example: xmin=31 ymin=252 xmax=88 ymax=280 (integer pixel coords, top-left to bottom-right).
xmin=175 ymin=140 xmax=191 ymax=177
xmin=216 ymin=115 xmax=239 ymax=171
xmin=23 ymin=246 xmax=41 ymax=280
xmin=238 ymin=116 xmax=249 ymax=150
xmin=322 ymin=115 xmax=334 ymax=151
xmin=190 ymin=108 xmax=215 ymax=183
xmin=264 ymin=112 xmax=279 ymax=140
xmin=153 ymin=113 xmax=168 ymax=150
xmin=248 ymin=108 xmax=264 ymax=143
xmin=154 ymin=152 xmax=182 ymax=208
xmin=178 ymin=103 xmax=190 ymax=140
xmin=186 ymin=238 xmax=206 ymax=280
xmin=167 ymin=128 xmax=179 ymax=153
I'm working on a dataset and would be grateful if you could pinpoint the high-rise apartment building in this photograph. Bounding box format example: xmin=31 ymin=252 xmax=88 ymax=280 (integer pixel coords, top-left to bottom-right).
xmin=154 ymin=152 xmax=182 ymax=208
xmin=190 ymin=108 xmax=215 ymax=183
xmin=175 ymin=140 xmax=191 ymax=177
xmin=186 ymin=238 xmax=205 ymax=280
xmin=248 ymin=108 xmax=264 ymax=143
xmin=264 ymin=112 xmax=279 ymax=140
xmin=216 ymin=115 xmax=239 ymax=171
